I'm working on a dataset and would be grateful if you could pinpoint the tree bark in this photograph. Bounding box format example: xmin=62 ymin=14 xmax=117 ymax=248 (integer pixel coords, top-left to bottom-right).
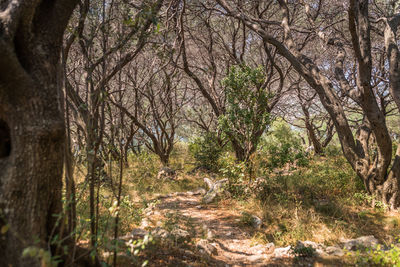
xmin=0 ymin=1 xmax=78 ymax=265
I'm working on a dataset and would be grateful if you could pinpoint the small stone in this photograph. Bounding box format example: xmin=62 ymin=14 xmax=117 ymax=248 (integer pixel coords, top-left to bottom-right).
xmin=193 ymin=188 xmax=207 ymax=196
xmin=265 ymin=242 xmax=275 ymax=254
xmin=195 ymin=205 xmax=203 ymax=209
xmin=202 ymin=178 xmax=229 ymax=204
xmin=274 ymin=245 xmax=291 ymax=257
xmin=249 ymin=244 xmax=266 ymax=255
xmin=251 ymin=215 xmax=263 ymax=229
xmin=296 ymin=240 xmax=322 ymax=250
xmin=342 ymin=235 xmax=379 ymax=251
xmin=325 ymin=246 xmax=344 ymax=257
xmin=157 ymin=167 xmax=176 ymax=180
xmin=140 ymin=219 xmax=150 ymax=228
xmin=196 ymin=239 xmax=218 ymax=256
xmin=151 ymin=227 xmax=169 ymax=239
xmin=130 ymin=228 xmax=148 ymax=238
xmin=170 ymin=228 xmax=191 ymax=243
xmin=153 ymin=211 xmax=161 ymax=216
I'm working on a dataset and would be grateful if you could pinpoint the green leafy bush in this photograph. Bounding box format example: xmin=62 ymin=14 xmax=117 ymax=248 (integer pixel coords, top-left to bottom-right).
xmin=357 ymin=244 xmax=400 ymax=266
xmin=219 ymin=152 xmax=248 ymax=198
xmin=189 ymin=132 xmax=223 ymax=172
xmin=259 ymin=120 xmax=309 ymax=173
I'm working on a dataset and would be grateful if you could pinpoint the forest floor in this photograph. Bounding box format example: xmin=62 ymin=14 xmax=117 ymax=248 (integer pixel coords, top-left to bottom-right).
xmin=121 ymin=189 xmax=352 ymax=266
xmin=79 ymin=154 xmax=400 ymax=266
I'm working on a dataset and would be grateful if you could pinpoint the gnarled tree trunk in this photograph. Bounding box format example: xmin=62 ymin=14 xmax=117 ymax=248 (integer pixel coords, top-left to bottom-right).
xmin=0 ymin=1 xmax=77 ymax=265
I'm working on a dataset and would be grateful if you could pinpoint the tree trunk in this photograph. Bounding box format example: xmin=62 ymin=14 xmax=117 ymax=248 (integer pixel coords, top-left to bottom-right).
xmin=0 ymin=3 xmax=78 ymax=265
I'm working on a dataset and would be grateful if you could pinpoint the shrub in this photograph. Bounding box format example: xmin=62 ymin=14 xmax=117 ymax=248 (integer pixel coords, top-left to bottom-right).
xmin=259 ymin=120 xmax=308 ymax=173
xmin=189 ymin=132 xmax=223 ymax=172
xmin=218 ymin=64 xmax=272 ymax=162
xmin=219 ymin=152 xmax=248 ymax=198
xmin=357 ymin=244 xmax=400 ymax=266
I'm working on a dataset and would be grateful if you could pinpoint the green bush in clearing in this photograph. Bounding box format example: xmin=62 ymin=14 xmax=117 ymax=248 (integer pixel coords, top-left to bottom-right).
xmin=189 ymin=132 xmax=223 ymax=172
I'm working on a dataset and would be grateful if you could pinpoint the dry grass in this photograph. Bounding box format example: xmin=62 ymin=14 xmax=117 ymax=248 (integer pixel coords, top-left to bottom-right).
xmin=70 ymin=149 xmax=400 ymax=266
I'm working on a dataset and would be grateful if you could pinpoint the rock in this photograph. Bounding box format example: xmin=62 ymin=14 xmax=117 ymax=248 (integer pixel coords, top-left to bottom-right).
xmin=144 ymin=209 xmax=153 ymax=217
xmin=251 ymin=215 xmax=263 ymax=229
xmin=249 ymin=244 xmax=268 ymax=255
xmin=151 ymin=227 xmax=169 ymax=239
xmin=202 ymin=189 xmax=218 ymax=204
xmin=342 ymin=235 xmax=379 ymax=251
xmin=157 ymin=167 xmax=176 ymax=180
xmin=325 ymin=246 xmax=344 ymax=257
xmin=195 ymin=205 xmax=203 ymax=209
xmin=247 ymin=254 xmax=267 ymax=262
xmin=119 ymin=228 xmax=148 ymax=241
xmin=196 ymin=239 xmax=218 ymax=256
xmin=130 ymin=228 xmax=148 ymax=239
xmin=193 ymin=188 xmax=207 ymax=196
xmin=274 ymin=245 xmax=292 ymax=257
xmin=265 ymin=242 xmax=275 ymax=254
xmin=295 ymin=240 xmax=323 ymax=250
xmin=202 ymin=224 xmax=214 ymax=240
xmin=202 ymin=178 xmax=229 ymax=204
xmin=153 ymin=211 xmax=161 ymax=216
xmin=140 ymin=218 xmax=150 ymax=228
xmin=170 ymin=228 xmax=191 ymax=243
xmin=316 ymin=249 xmax=327 ymax=257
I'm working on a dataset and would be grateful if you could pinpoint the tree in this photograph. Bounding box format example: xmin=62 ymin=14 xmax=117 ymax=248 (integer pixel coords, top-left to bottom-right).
xmin=216 ymin=0 xmax=400 ymax=208
xmin=176 ymin=0 xmax=287 ymax=161
xmin=219 ymin=65 xmax=272 ymax=162
xmin=64 ymin=0 xmax=164 ymax=248
xmin=0 ymin=0 xmax=78 ymax=265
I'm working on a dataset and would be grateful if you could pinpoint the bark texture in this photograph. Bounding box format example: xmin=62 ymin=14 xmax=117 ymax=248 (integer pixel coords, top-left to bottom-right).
xmin=0 ymin=0 xmax=77 ymax=265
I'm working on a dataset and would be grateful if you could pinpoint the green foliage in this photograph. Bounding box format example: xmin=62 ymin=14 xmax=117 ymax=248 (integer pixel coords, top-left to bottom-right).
xmin=125 ymin=233 xmax=155 ymax=267
xmin=239 ymin=211 xmax=255 ymax=227
xmin=324 ymin=143 xmax=342 ymax=157
xmin=22 ymin=246 xmax=61 ymax=267
xmin=219 ymin=65 xmax=272 ymax=161
xmin=357 ymin=244 xmax=400 ymax=266
xmin=219 ymin=152 xmax=248 ymax=198
xmin=354 ymin=192 xmax=387 ymax=212
xmin=189 ymin=132 xmax=223 ymax=172
xmin=259 ymin=120 xmax=308 ymax=172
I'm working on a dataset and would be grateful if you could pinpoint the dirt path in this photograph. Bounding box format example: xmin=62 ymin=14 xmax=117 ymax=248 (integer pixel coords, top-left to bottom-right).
xmin=141 ymin=191 xmax=298 ymax=266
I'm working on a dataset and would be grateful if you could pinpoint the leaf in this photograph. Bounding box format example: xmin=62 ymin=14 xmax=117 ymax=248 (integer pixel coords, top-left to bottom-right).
xmin=1 ymin=224 xmax=9 ymax=234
